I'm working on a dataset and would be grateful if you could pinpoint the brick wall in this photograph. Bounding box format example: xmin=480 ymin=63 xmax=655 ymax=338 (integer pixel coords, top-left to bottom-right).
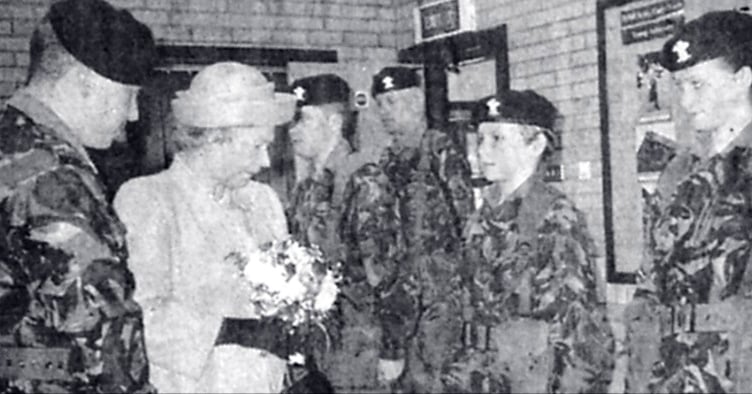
xmin=398 ymin=0 xmax=605 ymax=253
xmin=3 ymin=0 xmax=607 ymax=268
xmin=0 ymin=0 xmax=401 ymax=100
xmin=1 ymin=0 xmax=603 ymax=243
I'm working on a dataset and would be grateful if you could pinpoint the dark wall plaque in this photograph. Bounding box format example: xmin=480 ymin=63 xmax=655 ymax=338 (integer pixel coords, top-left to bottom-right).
xmin=620 ymin=0 xmax=684 ymax=44
xmin=418 ymin=0 xmax=461 ymax=41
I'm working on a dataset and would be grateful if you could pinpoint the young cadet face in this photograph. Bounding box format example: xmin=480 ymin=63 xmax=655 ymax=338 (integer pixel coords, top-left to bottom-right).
xmin=289 ymin=105 xmax=340 ymax=160
xmin=477 ymin=122 xmax=545 ymax=183
xmin=375 ymin=87 xmax=424 ymax=144
xmin=672 ymin=57 xmax=751 ymax=132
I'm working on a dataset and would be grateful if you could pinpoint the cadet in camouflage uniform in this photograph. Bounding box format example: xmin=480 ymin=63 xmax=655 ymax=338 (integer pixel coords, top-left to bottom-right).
xmin=340 ymin=67 xmax=473 ymax=393
xmin=286 ymin=74 xmax=380 ymax=391
xmin=625 ymin=11 xmax=752 ymax=393
xmin=288 ymin=74 xmax=358 ymax=256
xmin=442 ymin=90 xmax=614 ymax=393
xmin=0 ymin=0 xmax=156 ymax=392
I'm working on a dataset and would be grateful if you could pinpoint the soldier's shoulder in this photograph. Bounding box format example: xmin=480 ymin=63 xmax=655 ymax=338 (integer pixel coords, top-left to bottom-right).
xmin=532 ymin=180 xmax=568 ymax=208
xmin=424 ymin=128 xmax=460 ymax=151
xmin=658 ymin=148 xmax=697 ymax=184
xmin=726 ymin=145 xmax=752 ymax=175
xmin=0 ymin=106 xmax=45 ymax=154
xmin=534 ymin=181 xmax=588 ymax=227
xmin=0 ymin=110 xmax=60 ymax=195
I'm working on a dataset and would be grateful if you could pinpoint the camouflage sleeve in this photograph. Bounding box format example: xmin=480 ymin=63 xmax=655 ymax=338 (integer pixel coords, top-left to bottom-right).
xmin=1 ymin=163 xmax=149 ymax=391
xmin=533 ymin=197 xmax=615 ymax=392
xmin=6 ymin=164 xmax=135 ymax=313
xmin=634 ymin=189 xmax=663 ymax=296
xmin=426 ymin=129 xmax=474 ymax=232
xmin=439 ymin=138 xmax=474 ymax=231
xmin=339 ymin=164 xmax=401 ymax=288
xmin=288 ymin=178 xmax=335 ymax=254
xmin=340 ymin=164 xmax=414 ymax=360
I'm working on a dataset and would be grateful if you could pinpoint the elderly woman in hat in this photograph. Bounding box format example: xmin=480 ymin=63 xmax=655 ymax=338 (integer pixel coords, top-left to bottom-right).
xmin=442 ymin=90 xmax=615 ymax=393
xmin=113 ymin=62 xmax=296 ymax=393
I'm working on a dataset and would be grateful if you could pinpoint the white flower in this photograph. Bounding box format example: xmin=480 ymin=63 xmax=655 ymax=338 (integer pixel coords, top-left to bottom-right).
xmin=288 ymin=352 xmax=305 ymax=365
xmin=233 ymin=239 xmax=341 ymax=325
xmin=314 ymin=273 xmax=339 ymax=312
xmin=277 ymin=275 xmax=308 ymax=301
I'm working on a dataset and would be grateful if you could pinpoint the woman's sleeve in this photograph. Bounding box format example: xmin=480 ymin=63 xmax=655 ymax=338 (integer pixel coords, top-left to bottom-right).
xmin=113 ymin=180 xmax=173 ymax=311
xmin=260 ymin=183 xmax=290 ymax=241
xmin=115 ymin=180 xmax=218 ymax=380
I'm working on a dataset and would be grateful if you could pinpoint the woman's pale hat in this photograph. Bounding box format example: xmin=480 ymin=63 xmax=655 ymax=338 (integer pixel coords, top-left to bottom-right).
xmin=172 ymin=62 xmax=296 ymax=128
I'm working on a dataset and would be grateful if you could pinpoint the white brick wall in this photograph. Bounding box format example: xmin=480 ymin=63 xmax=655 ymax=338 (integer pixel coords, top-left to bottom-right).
xmin=397 ymin=0 xmax=605 ymax=255
xmin=0 ymin=0 xmax=401 ymax=100
xmin=1 ymin=0 xmax=608 ymax=265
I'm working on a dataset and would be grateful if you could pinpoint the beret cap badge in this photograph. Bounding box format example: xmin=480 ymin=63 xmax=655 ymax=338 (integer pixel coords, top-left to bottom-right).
xmin=673 ymin=40 xmax=692 ymax=63
xmin=293 ymin=86 xmax=306 ymax=101
xmin=486 ymin=98 xmax=501 ymax=117
xmin=660 ymin=11 xmax=752 ymax=71
xmin=289 ymin=74 xmax=352 ymax=107
xmin=382 ymin=76 xmax=395 ymax=90
xmin=371 ymin=67 xmax=419 ymax=96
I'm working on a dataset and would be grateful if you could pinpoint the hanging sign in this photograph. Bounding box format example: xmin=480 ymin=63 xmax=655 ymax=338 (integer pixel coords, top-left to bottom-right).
xmin=414 ymin=0 xmax=477 ymax=43
xmin=620 ymin=0 xmax=684 ymax=45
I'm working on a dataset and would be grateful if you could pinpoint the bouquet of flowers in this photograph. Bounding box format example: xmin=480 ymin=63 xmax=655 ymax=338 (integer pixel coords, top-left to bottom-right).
xmin=228 ymin=239 xmax=342 ymax=327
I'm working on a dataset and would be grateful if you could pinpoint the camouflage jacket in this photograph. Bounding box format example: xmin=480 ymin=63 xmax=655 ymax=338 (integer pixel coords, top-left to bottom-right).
xmin=286 ymin=152 xmax=384 ymax=389
xmin=288 ymin=169 xmax=337 ymax=255
xmin=639 ymin=130 xmax=752 ymax=304
xmin=628 ymin=124 xmax=752 ymax=393
xmin=339 ymin=128 xmax=472 ymax=360
xmin=444 ymin=176 xmax=614 ymax=393
xmin=0 ymin=93 xmax=150 ymax=393
xmin=286 ymin=140 xmax=359 ymax=257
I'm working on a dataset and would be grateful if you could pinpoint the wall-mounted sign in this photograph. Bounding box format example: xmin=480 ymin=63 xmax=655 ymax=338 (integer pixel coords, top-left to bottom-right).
xmin=353 ymin=91 xmax=369 ymax=109
xmin=414 ymin=0 xmax=477 ymax=44
xmin=620 ymin=0 xmax=684 ymax=45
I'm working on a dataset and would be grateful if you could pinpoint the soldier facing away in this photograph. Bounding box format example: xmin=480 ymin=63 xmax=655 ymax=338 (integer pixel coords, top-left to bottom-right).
xmin=339 ymin=66 xmax=473 ymax=393
xmin=625 ymin=10 xmax=752 ymax=393
xmin=0 ymin=0 xmax=157 ymax=392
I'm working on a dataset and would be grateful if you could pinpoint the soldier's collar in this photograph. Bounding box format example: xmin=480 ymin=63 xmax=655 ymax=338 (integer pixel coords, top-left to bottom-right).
xmin=722 ymin=119 xmax=752 ymax=154
xmin=6 ymin=90 xmax=97 ymax=172
xmin=481 ymin=175 xmax=561 ymax=235
xmin=482 ymin=173 xmax=536 ymax=208
xmin=322 ymin=138 xmax=350 ymax=173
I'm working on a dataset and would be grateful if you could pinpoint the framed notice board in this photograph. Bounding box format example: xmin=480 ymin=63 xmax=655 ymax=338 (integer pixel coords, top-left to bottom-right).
xmin=597 ymin=0 xmax=752 ymax=283
xmin=597 ymin=0 xmax=685 ymax=283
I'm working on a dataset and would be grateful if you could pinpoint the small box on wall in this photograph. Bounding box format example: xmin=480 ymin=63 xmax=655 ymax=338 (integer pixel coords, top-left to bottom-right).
xmin=413 ymin=0 xmax=477 ymax=44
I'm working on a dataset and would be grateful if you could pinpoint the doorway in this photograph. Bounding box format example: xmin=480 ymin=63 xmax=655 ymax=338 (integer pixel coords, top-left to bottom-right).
xmin=89 ymin=45 xmax=337 ymax=201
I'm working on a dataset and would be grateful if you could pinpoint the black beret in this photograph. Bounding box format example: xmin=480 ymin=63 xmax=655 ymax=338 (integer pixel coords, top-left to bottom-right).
xmin=474 ymin=90 xmax=561 ymax=146
xmin=660 ymin=11 xmax=752 ymax=72
xmin=290 ymin=74 xmax=352 ymax=107
xmin=371 ymin=67 xmax=420 ymax=97
xmin=47 ymin=0 xmax=157 ymax=86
